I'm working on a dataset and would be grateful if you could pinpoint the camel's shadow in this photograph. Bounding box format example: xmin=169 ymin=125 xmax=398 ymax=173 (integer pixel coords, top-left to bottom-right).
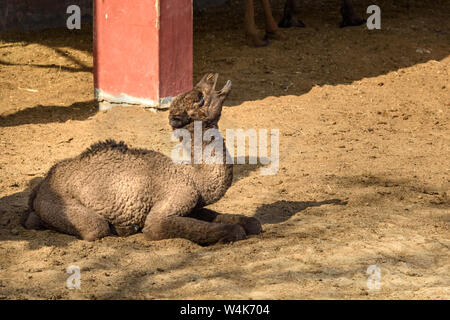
xmin=253 ymin=199 xmax=347 ymax=224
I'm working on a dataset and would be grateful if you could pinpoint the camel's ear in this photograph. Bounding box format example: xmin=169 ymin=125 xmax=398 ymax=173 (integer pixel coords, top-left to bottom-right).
xmin=195 ymin=73 xmax=218 ymax=95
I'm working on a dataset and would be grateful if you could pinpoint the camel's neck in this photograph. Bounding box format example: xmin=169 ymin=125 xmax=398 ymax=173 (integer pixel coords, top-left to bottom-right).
xmin=187 ymin=127 xmax=233 ymax=206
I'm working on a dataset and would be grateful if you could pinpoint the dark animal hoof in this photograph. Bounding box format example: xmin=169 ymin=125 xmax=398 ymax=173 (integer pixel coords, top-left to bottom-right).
xmin=220 ymin=225 xmax=246 ymax=243
xmin=279 ymin=17 xmax=305 ymax=28
xmin=250 ymin=38 xmax=270 ymax=47
xmin=243 ymin=217 xmax=262 ymax=235
xmin=340 ymin=17 xmax=366 ymax=28
xmin=293 ymin=20 xmax=306 ymax=28
xmin=246 ymin=33 xmax=270 ymax=47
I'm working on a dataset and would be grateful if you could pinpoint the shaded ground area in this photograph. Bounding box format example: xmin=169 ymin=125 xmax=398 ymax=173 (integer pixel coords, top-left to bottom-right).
xmin=0 ymin=0 xmax=449 ymax=299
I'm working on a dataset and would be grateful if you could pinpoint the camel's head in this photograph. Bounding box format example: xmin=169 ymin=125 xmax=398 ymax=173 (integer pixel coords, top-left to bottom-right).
xmin=169 ymin=73 xmax=232 ymax=131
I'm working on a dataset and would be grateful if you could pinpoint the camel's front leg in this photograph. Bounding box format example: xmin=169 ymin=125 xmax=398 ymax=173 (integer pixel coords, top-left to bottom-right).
xmin=143 ymin=199 xmax=246 ymax=245
xmin=260 ymin=0 xmax=287 ymax=40
xmin=188 ymin=208 xmax=262 ymax=235
xmin=244 ymin=0 xmax=269 ymax=46
xmin=340 ymin=0 xmax=366 ymax=27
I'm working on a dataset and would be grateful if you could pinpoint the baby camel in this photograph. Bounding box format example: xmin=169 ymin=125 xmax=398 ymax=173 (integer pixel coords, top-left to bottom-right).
xmin=22 ymin=74 xmax=262 ymax=245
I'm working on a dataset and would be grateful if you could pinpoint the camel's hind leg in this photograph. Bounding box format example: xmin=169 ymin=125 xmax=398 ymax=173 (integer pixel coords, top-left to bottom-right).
xmin=33 ymin=190 xmax=111 ymax=241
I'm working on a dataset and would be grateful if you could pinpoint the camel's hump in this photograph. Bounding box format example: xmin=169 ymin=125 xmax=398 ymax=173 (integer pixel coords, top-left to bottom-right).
xmin=80 ymin=139 xmax=150 ymax=158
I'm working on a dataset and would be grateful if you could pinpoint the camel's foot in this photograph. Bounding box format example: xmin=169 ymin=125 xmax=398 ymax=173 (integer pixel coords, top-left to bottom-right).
xmin=218 ymin=224 xmax=247 ymax=243
xmin=187 ymin=208 xmax=263 ymax=237
xmin=242 ymin=217 xmax=262 ymax=235
xmin=246 ymin=32 xmax=269 ymax=47
xmin=279 ymin=16 xmax=305 ymax=28
xmin=211 ymin=214 xmax=262 ymax=236
xmin=264 ymin=30 xmax=288 ymax=41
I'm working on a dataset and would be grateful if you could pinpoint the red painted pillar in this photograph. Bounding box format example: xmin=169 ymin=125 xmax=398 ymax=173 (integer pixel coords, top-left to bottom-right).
xmin=94 ymin=0 xmax=193 ymax=110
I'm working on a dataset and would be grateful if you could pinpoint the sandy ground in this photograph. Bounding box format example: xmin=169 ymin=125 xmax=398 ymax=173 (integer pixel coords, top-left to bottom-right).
xmin=0 ymin=0 xmax=449 ymax=299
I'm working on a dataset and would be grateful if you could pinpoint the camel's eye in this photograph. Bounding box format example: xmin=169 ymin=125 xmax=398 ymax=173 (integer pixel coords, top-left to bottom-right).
xmin=195 ymin=92 xmax=204 ymax=107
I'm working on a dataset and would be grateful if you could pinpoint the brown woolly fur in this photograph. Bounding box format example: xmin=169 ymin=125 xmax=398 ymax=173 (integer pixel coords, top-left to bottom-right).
xmin=80 ymin=140 xmax=149 ymax=158
xmin=22 ymin=74 xmax=262 ymax=244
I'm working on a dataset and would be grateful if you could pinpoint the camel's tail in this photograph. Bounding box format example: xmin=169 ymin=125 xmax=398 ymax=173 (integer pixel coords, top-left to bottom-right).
xmin=20 ymin=179 xmax=43 ymax=229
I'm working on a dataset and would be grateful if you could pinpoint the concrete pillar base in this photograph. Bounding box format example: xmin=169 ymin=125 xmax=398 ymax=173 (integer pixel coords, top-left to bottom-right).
xmin=95 ymin=89 xmax=173 ymax=111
